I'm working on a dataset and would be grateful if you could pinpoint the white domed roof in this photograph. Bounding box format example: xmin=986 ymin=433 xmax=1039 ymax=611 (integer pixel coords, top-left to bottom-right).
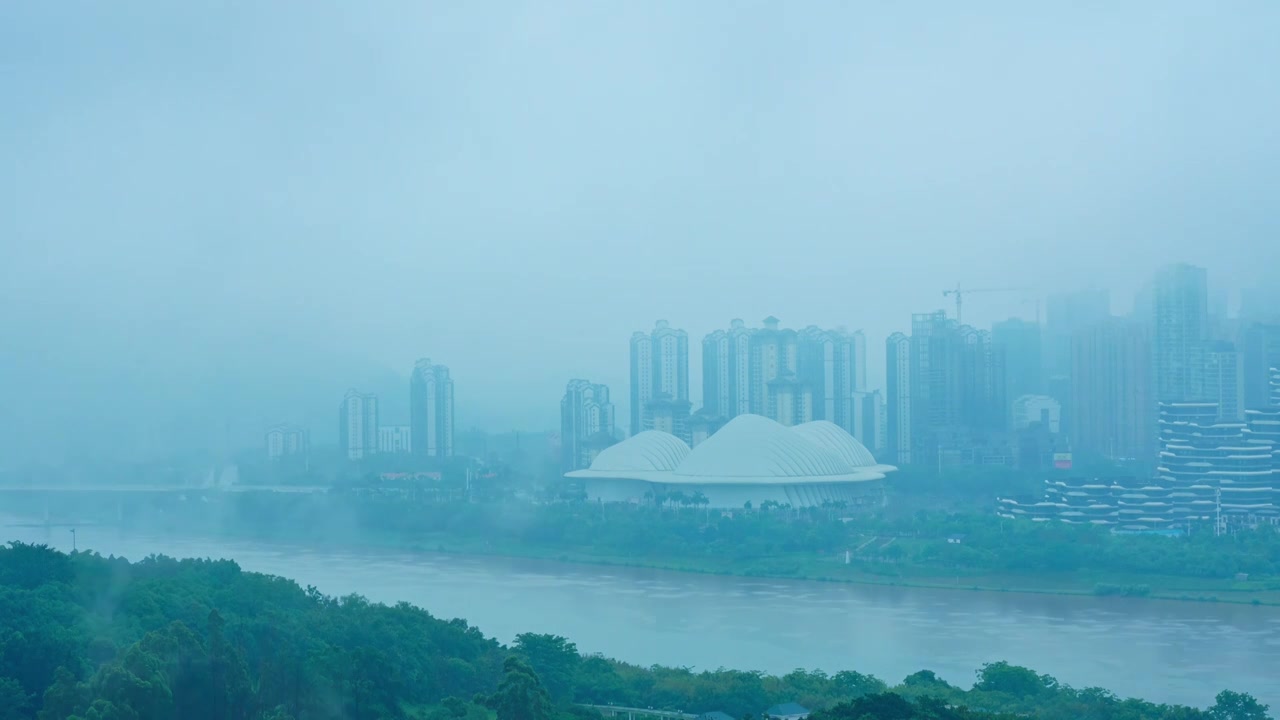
xmin=671 ymin=414 xmax=867 ymax=483
xmin=566 ymin=431 xmax=690 ymax=479
xmin=791 ymin=421 xmax=878 ymax=467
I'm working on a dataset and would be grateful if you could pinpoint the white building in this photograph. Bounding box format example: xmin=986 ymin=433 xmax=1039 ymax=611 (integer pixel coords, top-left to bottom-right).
xmin=1205 ymin=342 xmax=1245 ymax=421
xmin=411 ymin=359 xmax=454 ymax=457
xmin=378 ymin=425 xmax=412 ymax=454
xmin=567 ymin=415 xmax=895 ymax=509
xmin=1012 ymin=394 xmax=1061 ymax=434
xmin=265 ymin=424 xmax=307 ymax=460
xmin=339 ymin=390 xmax=379 ymax=460
xmin=702 ymin=319 xmax=752 ymax=420
xmin=885 ymin=332 xmax=912 ymax=465
xmin=630 ymin=320 xmax=690 ymax=439
xmin=561 ymin=379 xmax=616 ymax=472
xmin=852 ymin=390 xmax=884 ymax=452
xmin=1152 ymin=263 xmax=1210 ymax=402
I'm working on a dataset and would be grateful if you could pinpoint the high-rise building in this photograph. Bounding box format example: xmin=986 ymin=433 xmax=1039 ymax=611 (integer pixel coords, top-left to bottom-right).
xmin=1204 ymin=342 xmax=1245 ymax=421
xmin=1240 ymin=322 xmax=1280 ymax=412
xmin=1012 ymin=395 xmax=1061 ymax=434
xmin=339 ymin=389 xmax=379 ymax=460
xmin=992 ymin=318 xmax=1042 ymax=424
xmin=265 ymin=424 xmax=307 ymax=460
xmin=377 ymin=425 xmax=412 ymax=454
xmin=1044 ymin=288 xmax=1110 ymax=380
xmin=702 ymin=319 xmax=752 ymax=420
xmin=688 ymin=411 xmax=726 ymax=448
xmin=909 ymin=311 xmax=963 ymax=448
xmin=746 ymin=316 xmax=798 ymax=418
xmin=885 ymin=333 xmax=912 ymax=465
xmin=1240 ymin=286 xmax=1280 ymax=323
xmin=1069 ymin=318 xmax=1154 ymax=462
xmin=852 ymin=390 xmax=884 ymax=452
xmin=796 ymin=326 xmax=865 ymax=432
xmin=1152 ymin=263 xmax=1210 ymax=403
xmin=957 ymin=326 xmax=1006 ymax=433
xmin=1244 ymin=369 xmax=1280 ymax=493
xmin=885 ymin=311 xmax=1005 ymax=465
xmin=410 ymin=359 xmax=454 ymax=458
xmin=630 ymin=320 xmax=690 ymax=438
xmin=764 ymin=372 xmax=813 ymax=427
xmin=560 ymin=379 xmax=616 ymax=472
xmin=1157 ymin=401 xmax=1275 ymax=524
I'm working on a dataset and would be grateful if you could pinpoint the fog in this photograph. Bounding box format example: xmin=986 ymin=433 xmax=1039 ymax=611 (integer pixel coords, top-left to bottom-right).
xmin=3 ymin=1 xmax=1279 ymax=465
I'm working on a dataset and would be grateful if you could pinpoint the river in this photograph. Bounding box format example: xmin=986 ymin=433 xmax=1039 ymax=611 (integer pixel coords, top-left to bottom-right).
xmin=6 ymin=521 xmax=1279 ymax=709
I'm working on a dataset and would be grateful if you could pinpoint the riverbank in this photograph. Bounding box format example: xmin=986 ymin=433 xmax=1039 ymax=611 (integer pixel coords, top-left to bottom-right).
xmin=415 ymin=535 xmax=1280 ymax=606
xmin=8 ymin=494 xmax=1280 ymax=607
xmin=179 ymin=524 xmax=1280 ymax=607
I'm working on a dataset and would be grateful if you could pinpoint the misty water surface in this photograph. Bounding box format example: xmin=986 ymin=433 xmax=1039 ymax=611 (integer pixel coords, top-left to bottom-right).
xmin=10 ymin=521 xmax=1278 ymax=710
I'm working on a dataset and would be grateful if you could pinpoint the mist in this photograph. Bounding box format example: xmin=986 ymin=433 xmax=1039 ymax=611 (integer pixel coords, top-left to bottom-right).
xmin=4 ymin=0 xmax=1279 ymax=465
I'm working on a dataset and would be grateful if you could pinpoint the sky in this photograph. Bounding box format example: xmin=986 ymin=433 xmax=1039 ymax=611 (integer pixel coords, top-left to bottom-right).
xmin=2 ymin=1 xmax=1279 ymax=465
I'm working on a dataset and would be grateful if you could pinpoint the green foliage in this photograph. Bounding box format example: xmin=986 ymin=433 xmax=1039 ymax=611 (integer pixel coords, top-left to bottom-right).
xmin=513 ymin=635 xmax=580 ymax=703
xmin=1210 ymin=690 xmax=1271 ymax=720
xmin=0 ymin=676 xmax=32 ymax=720
xmin=0 ymin=542 xmax=1271 ymax=720
xmin=487 ymin=657 xmax=553 ymax=720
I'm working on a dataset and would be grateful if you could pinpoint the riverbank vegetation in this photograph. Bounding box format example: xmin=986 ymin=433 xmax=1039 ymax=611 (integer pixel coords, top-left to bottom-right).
xmin=240 ymin=491 xmax=1280 ymax=602
xmin=10 ymin=483 xmax=1280 ymax=603
xmin=0 ymin=542 xmax=1271 ymax=720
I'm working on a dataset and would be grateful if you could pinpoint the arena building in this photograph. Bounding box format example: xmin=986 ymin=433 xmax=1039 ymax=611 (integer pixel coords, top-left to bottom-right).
xmin=566 ymin=415 xmax=893 ymax=508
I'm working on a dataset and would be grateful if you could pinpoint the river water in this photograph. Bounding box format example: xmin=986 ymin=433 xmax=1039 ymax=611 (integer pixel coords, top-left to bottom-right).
xmin=6 ymin=521 xmax=1279 ymax=709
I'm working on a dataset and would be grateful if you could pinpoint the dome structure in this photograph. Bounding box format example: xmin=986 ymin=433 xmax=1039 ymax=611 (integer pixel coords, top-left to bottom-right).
xmin=790 ymin=421 xmax=896 ymax=473
xmin=565 ymin=430 xmax=690 ymax=481
xmin=672 ymin=415 xmax=863 ymax=483
xmin=565 ymin=415 xmax=894 ymax=509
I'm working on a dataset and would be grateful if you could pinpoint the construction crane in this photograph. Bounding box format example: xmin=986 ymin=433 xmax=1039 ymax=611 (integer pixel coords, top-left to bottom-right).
xmin=942 ymin=283 xmax=1028 ymax=325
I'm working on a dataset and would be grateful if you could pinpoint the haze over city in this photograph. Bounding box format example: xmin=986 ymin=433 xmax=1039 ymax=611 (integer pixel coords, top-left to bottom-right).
xmin=4 ymin=1 xmax=1280 ymax=465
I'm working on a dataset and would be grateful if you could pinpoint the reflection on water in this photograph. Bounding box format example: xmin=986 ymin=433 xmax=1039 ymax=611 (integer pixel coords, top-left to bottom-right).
xmin=6 ymin=521 xmax=1279 ymax=709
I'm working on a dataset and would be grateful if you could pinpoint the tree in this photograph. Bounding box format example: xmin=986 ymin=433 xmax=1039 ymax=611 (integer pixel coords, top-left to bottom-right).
xmin=39 ymin=667 xmax=87 ymax=720
xmin=973 ymin=661 xmax=1056 ymax=698
xmin=488 ymin=657 xmax=553 ymax=720
xmin=513 ymin=634 xmax=580 ymax=703
xmin=1208 ymin=690 xmax=1270 ymax=720
xmin=0 ymin=676 xmax=31 ymax=720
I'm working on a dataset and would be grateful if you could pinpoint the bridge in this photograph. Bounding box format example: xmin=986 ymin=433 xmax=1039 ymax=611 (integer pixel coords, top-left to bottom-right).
xmin=0 ymin=485 xmax=328 ymax=494
xmin=579 ymin=705 xmax=697 ymax=720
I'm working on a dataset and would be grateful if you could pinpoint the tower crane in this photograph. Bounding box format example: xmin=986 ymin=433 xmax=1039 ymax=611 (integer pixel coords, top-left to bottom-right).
xmin=942 ymin=283 xmax=1029 ymax=325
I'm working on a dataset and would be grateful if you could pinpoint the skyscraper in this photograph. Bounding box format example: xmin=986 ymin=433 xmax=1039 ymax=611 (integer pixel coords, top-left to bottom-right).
xmin=1044 ymin=288 xmax=1110 ymax=380
xmin=377 ymin=426 xmax=412 ymax=454
xmin=885 ymin=311 xmax=1005 ymax=465
xmin=796 ymin=326 xmax=865 ymax=432
xmin=747 ymin=316 xmax=798 ymax=418
xmin=1152 ymin=263 xmax=1210 ymax=402
xmin=702 ymin=318 xmax=866 ymax=431
xmin=701 ymin=319 xmax=752 ymax=420
xmin=852 ymin=390 xmax=884 ymax=452
xmin=410 ymin=359 xmax=454 ymax=458
xmin=885 ymin=332 xmax=912 ymax=465
xmin=1204 ymin=342 xmax=1245 ymax=421
xmin=1240 ymin=322 xmax=1280 ymax=411
xmin=630 ymin=320 xmax=690 ymax=439
xmin=1069 ymin=318 xmax=1153 ymax=462
xmin=561 ymin=379 xmax=616 ymax=472
xmin=338 ymin=389 xmax=379 ymax=460
xmin=992 ymin=317 xmax=1042 ymax=422
xmin=1157 ymin=401 xmax=1275 ymax=524
xmin=1244 ymin=368 xmax=1280 ymax=483
xmin=957 ymin=326 xmax=1006 ymax=433
xmin=265 ymin=424 xmax=307 ymax=461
